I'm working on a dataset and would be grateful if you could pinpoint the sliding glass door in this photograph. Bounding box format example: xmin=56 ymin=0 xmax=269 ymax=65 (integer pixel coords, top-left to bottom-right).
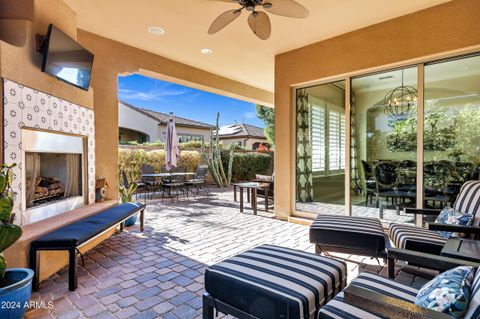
xmin=350 ymin=67 xmax=418 ymax=223
xmin=296 ymin=81 xmax=346 ymax=215
xmin=295 ymin=52 xmax=480 ymax=223
xmin=423 ymin=55 xmax=480 ymax=214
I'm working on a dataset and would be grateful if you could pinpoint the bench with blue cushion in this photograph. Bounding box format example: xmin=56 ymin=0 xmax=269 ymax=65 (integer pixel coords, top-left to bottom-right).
xmin=29 ymin=202 xmax=146 ymax=291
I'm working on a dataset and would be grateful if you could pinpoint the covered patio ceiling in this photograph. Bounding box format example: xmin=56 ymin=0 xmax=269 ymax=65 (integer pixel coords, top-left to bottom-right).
xmin=64 ymin=0 xmax=450 ymax=93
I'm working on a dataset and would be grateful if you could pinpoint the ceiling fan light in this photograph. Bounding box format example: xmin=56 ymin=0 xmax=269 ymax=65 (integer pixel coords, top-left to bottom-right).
xmin=262 ymin=2 xmax=272 ymax=9
xmin=246 ymin=5 xmax=255 ymax=11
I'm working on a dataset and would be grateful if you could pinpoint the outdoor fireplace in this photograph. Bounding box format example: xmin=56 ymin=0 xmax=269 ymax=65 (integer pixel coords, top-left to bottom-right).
xmin=25 ymin=152 xmax=82 ymax=208
xmin=3 ymin=79 xmax=96 ymax=226
xmin=22 ymin=129 xmax=87 ymax=223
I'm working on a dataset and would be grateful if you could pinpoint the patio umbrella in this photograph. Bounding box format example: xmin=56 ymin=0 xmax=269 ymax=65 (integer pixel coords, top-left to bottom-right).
xmin=165 ymin=113 xmax=180 ymax=171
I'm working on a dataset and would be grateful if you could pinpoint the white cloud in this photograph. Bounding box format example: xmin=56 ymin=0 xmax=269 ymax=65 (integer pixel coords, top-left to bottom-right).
xmin=118 ymin=88 xmax=190 ymax=102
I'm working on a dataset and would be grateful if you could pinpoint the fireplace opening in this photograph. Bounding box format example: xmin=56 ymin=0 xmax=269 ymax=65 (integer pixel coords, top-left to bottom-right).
xmin=25 ymin=152 xmax=83 ymax=209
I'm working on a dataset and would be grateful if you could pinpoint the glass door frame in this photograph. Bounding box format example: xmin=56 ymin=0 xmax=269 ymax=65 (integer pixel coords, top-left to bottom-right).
xmin=293 ymin=51 xmax=480 ymax=226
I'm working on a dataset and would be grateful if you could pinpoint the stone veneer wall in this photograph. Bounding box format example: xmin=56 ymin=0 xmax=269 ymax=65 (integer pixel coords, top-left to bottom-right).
xmin=2 ymin=79 xmax=95 ymax=225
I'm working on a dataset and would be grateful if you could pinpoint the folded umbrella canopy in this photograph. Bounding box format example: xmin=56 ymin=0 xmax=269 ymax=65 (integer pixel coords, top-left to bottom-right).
xmin=165 ymin=113 xmax=180 ymax=171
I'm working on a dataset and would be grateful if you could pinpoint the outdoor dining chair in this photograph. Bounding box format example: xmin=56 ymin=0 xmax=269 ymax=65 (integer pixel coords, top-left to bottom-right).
xmin=140 ymin=164 xmax=161 ymax=198
xmin=185 ymin=164 xmax=209 ymax=198
xmin=161 ymin=166 xmax=188 ymax=201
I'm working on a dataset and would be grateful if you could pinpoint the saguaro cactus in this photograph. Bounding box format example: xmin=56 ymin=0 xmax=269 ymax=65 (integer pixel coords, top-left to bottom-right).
xmin=0 ymin=163 xmax=21 ymax=279
xmin=207 ymin=113 xmax=234 ymax=187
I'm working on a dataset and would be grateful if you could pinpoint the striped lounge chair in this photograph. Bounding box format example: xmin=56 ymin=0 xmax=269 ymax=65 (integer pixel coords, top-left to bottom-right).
xmin=319 ymin=264 xmax=480 ymax=319
xmin=203 ymin=244 xmax=347 ymax=319
xmin=389 ymin=180 xmax=480 ymax=255
xmin=309 ymin=215 xmax=389 ymax=259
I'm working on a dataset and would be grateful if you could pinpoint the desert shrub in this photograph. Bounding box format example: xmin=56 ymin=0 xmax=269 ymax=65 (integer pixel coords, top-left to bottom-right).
xmin=221 ymin=151 xmax=272 ymax=181
xmin=119 ymin=149 xmax=201 ymax=182
xmin=143 ymin=141 xmax=165 ymax=147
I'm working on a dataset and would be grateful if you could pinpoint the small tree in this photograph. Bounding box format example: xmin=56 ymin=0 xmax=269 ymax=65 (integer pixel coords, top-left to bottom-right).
xmin=256 ymin=105 xmax=275 ymax=147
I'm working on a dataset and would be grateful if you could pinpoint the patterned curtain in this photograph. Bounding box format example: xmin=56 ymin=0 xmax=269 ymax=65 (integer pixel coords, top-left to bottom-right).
xmin=296 ymin=89 xmax=313 ymax=202
xmin=350 ymin=93 xmax=362 ymax=195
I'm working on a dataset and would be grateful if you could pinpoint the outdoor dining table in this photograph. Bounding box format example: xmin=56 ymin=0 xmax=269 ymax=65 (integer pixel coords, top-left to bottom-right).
xmin=233 ymin=182 xmax=270 ymax=215
xmin=141 ymin=172 xmax=195 ymax=197
xmin=141 ymin=172 xmax=195 ymax=178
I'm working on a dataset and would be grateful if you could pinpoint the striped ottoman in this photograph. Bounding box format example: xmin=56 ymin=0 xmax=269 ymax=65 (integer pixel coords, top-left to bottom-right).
xmin=203 ymin=244 xmax=347 ymax=319
xmin=310 ymin=215 xmax=389 ymax=258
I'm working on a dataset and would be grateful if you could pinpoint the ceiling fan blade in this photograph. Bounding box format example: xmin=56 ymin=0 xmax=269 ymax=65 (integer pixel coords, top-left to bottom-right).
xmin=208 ymin=9 xmax=242 ymax=34
xmin=248 ymin=11 xmax=271 ymax=40
xmin=263 ymin=0 xmax=309 ymax=18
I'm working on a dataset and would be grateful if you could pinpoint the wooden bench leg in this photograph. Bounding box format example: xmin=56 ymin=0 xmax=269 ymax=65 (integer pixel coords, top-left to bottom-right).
xmin=29 ymin=247 xmax=39 ymax=292
xmin=140 ymin=209 xmax=145 ymax=232
xmin=202 ymin=293 xmax=214 ymax=319
xmin=69 ymin=248 xmax=78 ymax=291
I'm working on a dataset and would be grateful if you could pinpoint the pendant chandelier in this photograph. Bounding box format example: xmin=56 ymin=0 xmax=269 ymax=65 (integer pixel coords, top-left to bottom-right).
xmin=383 ymin=70 xmax=417 ymax=121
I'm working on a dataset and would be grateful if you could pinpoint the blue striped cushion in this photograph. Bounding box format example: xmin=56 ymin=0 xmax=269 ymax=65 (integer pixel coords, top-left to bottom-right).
xmin=205 ymin=244 xmax=347 ymax=319
xmin=454 ymin=181 xmax=480 ymax=226
xmin=310 ymin=215 xmax=387 ymax=253
xmin=318 ymin=272 xmax=419 ymax=319
xmin=389 ymin=223 xmax=446 ymax=254
xmin=465 ymin=268 xmax=480 ymax=319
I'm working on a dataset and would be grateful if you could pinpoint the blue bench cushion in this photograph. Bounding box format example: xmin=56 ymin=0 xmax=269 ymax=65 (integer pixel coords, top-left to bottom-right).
xmin=310 ymin=215 xmax=388 ymax=254
xmin=205 ymin=244 xmax=347 ymax=319
xmin=31 ymin=203 xmax=145 ymax=249
xmin=318 ymin=272 xmax=419 ymax=319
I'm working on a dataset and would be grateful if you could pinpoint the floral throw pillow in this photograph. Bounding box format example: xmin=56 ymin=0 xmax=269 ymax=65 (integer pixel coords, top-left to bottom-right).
xmin=415 ymin=266 xmax=475 ymax=318
xmin=434 ymin=206 xmax=473 ymax=238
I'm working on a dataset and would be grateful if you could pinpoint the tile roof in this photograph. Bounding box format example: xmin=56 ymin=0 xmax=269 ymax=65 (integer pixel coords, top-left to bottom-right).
xmin=120 ymin=101 xmax=214 ymax=129
xmin=217 ymin=123 xmax=266 ymax=139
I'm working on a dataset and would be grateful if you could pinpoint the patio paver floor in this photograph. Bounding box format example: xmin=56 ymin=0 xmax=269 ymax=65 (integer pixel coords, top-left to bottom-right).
xmin=25 ymin=188 xmax=429 ymax=319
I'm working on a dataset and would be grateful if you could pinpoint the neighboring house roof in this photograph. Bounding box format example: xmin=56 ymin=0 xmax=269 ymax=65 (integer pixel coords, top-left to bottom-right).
xmin=120 ymin=101 xmax=214 ymax=129
xmin=217 ymin=123 xmax=266 ymax=140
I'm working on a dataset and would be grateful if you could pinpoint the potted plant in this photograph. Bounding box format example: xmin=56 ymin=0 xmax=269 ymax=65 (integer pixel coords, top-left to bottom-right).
xmin=119 ymin=179 xmax=138 ymax=227
xmin=0 ymin=163 xmax=34 ymax=319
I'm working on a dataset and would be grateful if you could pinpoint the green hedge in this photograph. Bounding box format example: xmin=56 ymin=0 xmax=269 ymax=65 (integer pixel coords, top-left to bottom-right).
xmin=221 ymin=151 xmax=272 ymax=181
xmin=119 ymin=149 xmax=201 ymax=182
xmin=119 ymin=148 xmax=273 ymax=184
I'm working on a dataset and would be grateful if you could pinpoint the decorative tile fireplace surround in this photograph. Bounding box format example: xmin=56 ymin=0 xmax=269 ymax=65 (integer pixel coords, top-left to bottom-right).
xmin=2 ymin=79 xmax=95 ymax=225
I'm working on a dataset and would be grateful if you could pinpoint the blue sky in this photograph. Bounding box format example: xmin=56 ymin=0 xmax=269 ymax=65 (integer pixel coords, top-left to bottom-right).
xmin=118 ymin=74 xmax=265 ymax=128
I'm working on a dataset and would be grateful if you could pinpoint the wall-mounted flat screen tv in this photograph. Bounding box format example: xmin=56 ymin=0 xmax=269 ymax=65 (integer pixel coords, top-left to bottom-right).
xmin=41 ymin=24 xmax=94 ymax=91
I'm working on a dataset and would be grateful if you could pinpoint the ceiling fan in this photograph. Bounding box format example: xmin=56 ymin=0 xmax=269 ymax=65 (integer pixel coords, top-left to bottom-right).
xmin=208 ymin=0 xmax=309 ymax=40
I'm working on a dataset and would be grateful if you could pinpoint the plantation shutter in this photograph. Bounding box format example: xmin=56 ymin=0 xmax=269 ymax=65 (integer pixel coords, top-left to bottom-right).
xmin=311 ymin=103 xmax=326 ymax=173
xmin=328 ymin=110 xmax=346 ymax=172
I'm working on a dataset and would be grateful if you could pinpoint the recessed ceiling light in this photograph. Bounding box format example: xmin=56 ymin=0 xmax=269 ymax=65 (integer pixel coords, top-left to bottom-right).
xmin=148 ymin=27 xmax=165 ymax=35
xmin=201 ymin=48 xmax=213 ymax=55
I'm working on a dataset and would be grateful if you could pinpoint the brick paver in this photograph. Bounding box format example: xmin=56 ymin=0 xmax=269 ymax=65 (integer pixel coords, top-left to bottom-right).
xmin=25 ymin=188 xmax=428 ymax=319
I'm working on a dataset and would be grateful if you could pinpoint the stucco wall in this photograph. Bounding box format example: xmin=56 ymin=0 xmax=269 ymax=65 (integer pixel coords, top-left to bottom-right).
xmin=118 ymin=103 xmax=159 ymax=142
xmin=274 ymin=0 xmax=480 ymax=220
